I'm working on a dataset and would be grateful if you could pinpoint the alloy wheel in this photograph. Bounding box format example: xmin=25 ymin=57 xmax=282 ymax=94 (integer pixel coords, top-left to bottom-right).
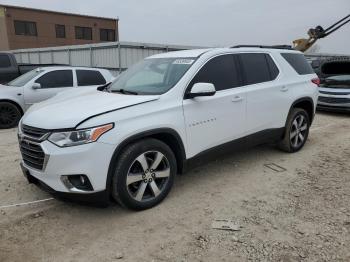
xmin=290 ymin=114 xmax=308 ymax=148
xmin=126 ymin=151 xmax=171 ymax=202
xmin=0 ymin=104 xmax=18 ymax=127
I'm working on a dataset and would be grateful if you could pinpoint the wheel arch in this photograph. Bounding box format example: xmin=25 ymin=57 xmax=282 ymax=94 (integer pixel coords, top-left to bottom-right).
xmin=0 ymin=99 xmax=24 ymax=116
xmin=105 ymin=128 xmax=187 ymax=195
xmin=287 ymin=97 xmax=315 ymax=126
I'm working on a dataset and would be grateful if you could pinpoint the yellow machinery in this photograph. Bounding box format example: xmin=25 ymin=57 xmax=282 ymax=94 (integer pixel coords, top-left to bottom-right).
xmin=293 ymin=14 xmax=350 ymax=52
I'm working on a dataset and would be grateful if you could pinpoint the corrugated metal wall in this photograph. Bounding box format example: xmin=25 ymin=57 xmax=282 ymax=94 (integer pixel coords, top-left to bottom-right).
xmin=11 ymin=41 xmax=201 ymax=74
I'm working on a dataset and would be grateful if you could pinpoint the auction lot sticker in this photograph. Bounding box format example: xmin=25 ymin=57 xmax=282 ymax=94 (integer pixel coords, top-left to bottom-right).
xmin=173 ymin=59 xmax=195 ymax=65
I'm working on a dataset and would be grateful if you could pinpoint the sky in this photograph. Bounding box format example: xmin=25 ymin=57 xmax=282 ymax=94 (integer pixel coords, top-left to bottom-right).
xmin=1 ymin=0 xmax=349 ymax=54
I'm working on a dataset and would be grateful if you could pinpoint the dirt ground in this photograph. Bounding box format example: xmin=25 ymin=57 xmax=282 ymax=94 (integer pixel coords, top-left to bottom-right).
xmin=0 ymin=112 xmax=349 ymax=262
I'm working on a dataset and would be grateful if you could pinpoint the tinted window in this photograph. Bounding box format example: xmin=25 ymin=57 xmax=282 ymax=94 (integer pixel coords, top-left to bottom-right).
xmin=281 ymin=53 xmax=314 ymax=75
xmin=55 ymin=24 xmax=66 ymax=38
xmin=100 ymin=29 xmax=115 ymax=41
xmin=36 ymin=70 xmax=73 ymax=88
xmin=77 ymin=70 xmax=106 ymax=86
xmin=266 ymin=55 xmax=279 ymax=80
xmin=75 ymin=27 xmax=92 ymax=40
xmin=239 ymin=53 xmax=272 ymax=85
xmin=14 ymin=20 xmax=37 ymax=36
xmin=0 ymin=55 xmax=11 ymax=68
xmin=190 ymin=55 xmax=240 ymax=91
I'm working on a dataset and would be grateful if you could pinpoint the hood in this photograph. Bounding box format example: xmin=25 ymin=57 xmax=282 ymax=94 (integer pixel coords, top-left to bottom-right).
xmin=22 ymin=90 xmax=159 ymax=129
xmin=0 ymin=84 xmax=22 ymax=94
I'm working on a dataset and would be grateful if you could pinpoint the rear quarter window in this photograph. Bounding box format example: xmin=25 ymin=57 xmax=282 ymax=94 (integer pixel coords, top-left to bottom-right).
xmin=281 ymin=53 xmax=314 ymax=75
xmin=77 ymin=70 xmax=106 ymax=86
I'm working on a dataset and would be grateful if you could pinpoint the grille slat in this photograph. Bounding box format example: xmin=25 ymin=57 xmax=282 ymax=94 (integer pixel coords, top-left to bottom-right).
xmin=20 ymin=149 xmax=45 ymax=160
xmin=19 ymin=139 xmax=46 ymax=170
xmin=318 ymin=97 xmax=350 ymax=104
xmin=22 ymin=125 xmax=49 ymax=139
xmin=20 ymin=125 xmax=50 ymax=170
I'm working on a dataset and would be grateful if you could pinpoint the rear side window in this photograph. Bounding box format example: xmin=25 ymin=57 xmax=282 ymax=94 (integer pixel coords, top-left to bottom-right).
xmin=190 ymin=54 xmax=240 ymax=91
xmin=36 ymin=70 xmax=73 ymax=88
xmin=239 ymin=53 xmax=277 ymax=85
xmin=281 ymin=53 xmax=314 ymax=75
xmin=77 ymin=70 xmax=106 ymax=86
xmin=0 ymin=54 xmax=11 ymax=68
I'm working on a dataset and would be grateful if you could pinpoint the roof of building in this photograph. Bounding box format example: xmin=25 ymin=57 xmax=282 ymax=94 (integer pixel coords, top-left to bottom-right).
xmin=0 ymin=4 xmax=118 ymax=21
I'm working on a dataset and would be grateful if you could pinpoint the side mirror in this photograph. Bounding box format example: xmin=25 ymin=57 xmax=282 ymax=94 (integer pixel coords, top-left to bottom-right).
xmin=187 ymin=83 xmax=216 ymax=99
xmin=32 ymin=83 xmax=41 ymax=90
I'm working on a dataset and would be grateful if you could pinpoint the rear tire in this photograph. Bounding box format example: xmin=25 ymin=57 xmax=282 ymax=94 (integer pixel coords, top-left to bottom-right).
xmin=278 ymin=108 xmax=310 ymax=153
xmin=0 ymin=102 xmax=21 ymax=129
xmin=111 ymin=138 xmax=177 ymax=210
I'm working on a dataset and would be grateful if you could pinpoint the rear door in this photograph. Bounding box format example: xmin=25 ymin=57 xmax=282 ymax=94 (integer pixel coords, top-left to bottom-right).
xmin=239 ymin=53 xmax=290 ymax=134
xmin=76 ymin=69 xmax=107 ymax=90
xmin=23 ymin=70 xmax=74 ymax=109
xmin=183 ymin=54 xmax=247 ymax=157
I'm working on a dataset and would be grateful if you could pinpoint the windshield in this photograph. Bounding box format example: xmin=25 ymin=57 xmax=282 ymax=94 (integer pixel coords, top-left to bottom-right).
xmin=7 ymin=69 xmax=43 ymax=87
xmin=109 ymin=57 xmax=196 ymax=95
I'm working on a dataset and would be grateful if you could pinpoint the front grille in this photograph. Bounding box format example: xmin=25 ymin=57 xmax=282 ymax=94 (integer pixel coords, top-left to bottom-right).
xmin=22 ymin=125 xmax=49 ymax=140
xmin=19 ymin=139 xmax=46 ymax=170
xmin=318 ymin=97 xmax=350 ymax=104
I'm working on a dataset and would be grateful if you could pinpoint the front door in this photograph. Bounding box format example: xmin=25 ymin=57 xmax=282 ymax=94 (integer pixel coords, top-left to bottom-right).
xmin=24 ymin=70 xmax=75 ymax=109
xmin=183 ymin=54 xmax=246 ymax=158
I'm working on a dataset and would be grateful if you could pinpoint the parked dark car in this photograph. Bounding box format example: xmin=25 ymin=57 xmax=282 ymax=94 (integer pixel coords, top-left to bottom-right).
xmin=0 ymin=52 xmax=61 ymax=84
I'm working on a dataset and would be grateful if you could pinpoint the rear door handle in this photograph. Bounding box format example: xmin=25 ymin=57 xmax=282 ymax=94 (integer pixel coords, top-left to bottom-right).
xmin=231 ymin=96 xmax=243 ymax=102
xmin=280 ymin=86 xmax=289 ymax=92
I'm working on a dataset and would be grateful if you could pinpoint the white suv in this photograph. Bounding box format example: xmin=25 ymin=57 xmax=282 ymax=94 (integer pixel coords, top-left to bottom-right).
xmin=0 ymin=67 xmax=113 ymax=129
xmin=18 ymin=47 xmax=319 ymax=210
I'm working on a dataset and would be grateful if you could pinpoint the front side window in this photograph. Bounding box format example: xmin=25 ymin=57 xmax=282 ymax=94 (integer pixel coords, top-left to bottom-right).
xmin=109 ymin=58 xmax=196 ymax=95
xmin=14 ymin=20 xmax=37 ymax=36
xmin=100 ymin=29 xmax=115 ymax=41
xmin=7 ymin=69 xmax=44 ymax=87
xmin=190 ymin=54 xmax=240 ymax=91
xmin=77 ymin=70 xmax=106 ymax=86
xmin=75 ymin=26 xmax=92 ymax=40
xmin=35 ymin=70 xmax=73 ymax=88
xmin=239 ymin=53 xmax=273 ymax=85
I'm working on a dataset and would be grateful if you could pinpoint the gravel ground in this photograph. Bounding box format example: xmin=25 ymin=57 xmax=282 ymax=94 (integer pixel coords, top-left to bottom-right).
xmin=0 ymin=112 xmax=349 ymax=262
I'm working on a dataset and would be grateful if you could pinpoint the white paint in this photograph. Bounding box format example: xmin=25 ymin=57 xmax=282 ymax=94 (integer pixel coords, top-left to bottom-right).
xmin=0 ymin=198 xmax=54 ymax=209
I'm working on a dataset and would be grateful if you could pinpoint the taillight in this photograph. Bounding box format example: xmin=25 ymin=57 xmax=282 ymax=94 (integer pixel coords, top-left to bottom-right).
xmin=311 ymin=78 xmax=320 ymax=87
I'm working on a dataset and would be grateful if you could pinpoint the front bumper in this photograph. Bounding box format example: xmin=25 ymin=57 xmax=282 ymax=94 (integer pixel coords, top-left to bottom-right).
xmin=20 ymin=139 xmax=116 ymax=197
xmin=21 ymin=164 xmax=110 ymax=206
xmin=317 ymin=90 xmax=350 ymax=113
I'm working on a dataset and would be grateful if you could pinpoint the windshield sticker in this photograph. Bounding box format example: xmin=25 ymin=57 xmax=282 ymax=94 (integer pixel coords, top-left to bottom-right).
xmin=173 ymin=59 xmax=195 ymax=65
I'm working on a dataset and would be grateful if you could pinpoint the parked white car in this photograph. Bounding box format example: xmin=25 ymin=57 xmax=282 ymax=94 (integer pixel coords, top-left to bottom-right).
xmin=318 ymin=75 xmax=350 ymax=112
xmin=18 ymin=47 xmax=319 ymax=209
xmin=0 ymin=66 xmax=114 ymax=128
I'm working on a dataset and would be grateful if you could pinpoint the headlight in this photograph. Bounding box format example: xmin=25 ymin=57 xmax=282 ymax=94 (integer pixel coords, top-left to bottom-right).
xmin=48 ymin=123 xmax=114 ymax=147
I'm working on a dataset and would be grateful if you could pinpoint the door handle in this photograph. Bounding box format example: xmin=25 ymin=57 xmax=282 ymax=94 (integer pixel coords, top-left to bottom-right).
xmin=231 ymin=96 xmax=243 ymax=102
xmin=280 ymin=86 xmax=289 ymax=92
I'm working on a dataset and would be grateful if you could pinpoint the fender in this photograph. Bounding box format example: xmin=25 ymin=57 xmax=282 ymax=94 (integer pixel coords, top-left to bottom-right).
xmin=105 ymin=128 xmax=186 ymax=193
xmin=286 ymin=97 xmax=315 ymax=127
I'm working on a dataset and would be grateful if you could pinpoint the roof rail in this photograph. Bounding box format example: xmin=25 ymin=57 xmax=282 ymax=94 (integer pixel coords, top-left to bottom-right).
xmin=231 ymin=45 xmax=294 ymax=50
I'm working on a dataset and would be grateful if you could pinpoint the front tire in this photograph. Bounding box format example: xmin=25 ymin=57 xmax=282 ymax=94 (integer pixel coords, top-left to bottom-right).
xmin=0 ymin=102 xmax=22 ymax=129
xmin=278 ymin=108 xmax=310 ymax=153
xmin=111 ymin=138 xmax=177 ymax=210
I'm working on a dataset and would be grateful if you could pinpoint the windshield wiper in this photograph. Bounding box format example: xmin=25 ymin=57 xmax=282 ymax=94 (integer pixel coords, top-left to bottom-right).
xmin=112 ymin=89 xmax=139 ymax=95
